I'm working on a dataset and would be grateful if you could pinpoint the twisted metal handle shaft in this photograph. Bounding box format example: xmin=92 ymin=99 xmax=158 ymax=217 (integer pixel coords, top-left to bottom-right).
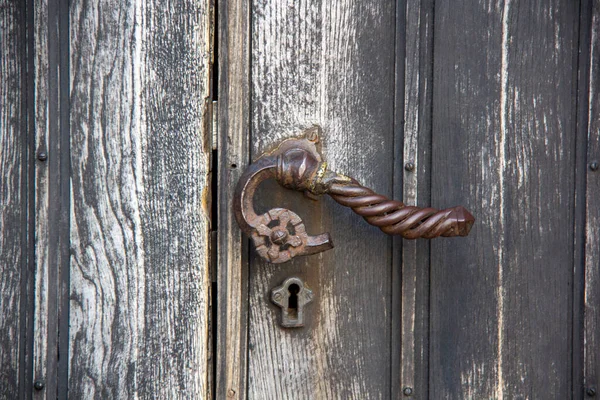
xmin=234 ymin=127 xmax=474 ymax=264
xmin=326 ymin=179 xmax=474 ymax=239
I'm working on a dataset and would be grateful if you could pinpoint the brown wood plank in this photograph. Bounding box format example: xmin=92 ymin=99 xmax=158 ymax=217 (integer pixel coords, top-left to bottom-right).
xmin=68 ymin=0 xmax=213 ymax=397
xmin=430 ymin=1 xmax=580 ymax=398
xmin=215 ymin=0 xmax=251 ymax=397
xmin=0 ymin=1 xmax=27 ymax=397
xmin=247 ymin=1 xmax=395 ymax=398
xmin=394 ymin=0 xmax=434 ymax=398
xmin=584 ymin=1 xmax=600 ymax=397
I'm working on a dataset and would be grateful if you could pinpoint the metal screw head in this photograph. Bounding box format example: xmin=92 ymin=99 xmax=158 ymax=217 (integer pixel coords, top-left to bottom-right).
xmin=404 ymin=162 xmax=415 ymax=172
xmin=590 ymin=161 xmax=599 ymax=172
xmin=34 ymin=380 xmax=45 ymax=391
xmin=270 ymin=229 xmax=288 ymax=245
xmin=37 ymin=152 xmax=48 ymax=161
xmin=403 ymin=387 xmax=413 ymax=396
xmin=588 ymin=387 xmax=597 ymax=397
xmin=306 ymin=126 xmax=320 ymax=143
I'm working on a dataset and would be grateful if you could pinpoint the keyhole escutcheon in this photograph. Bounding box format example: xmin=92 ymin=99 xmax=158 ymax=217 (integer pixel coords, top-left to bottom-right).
xmin=271 ymin=277 xmax=313 ymax=328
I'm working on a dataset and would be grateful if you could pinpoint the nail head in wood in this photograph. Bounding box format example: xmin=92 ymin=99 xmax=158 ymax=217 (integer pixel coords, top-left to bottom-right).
xmin=37 ymin=152 xmax=47 ymax=161
xmin=305 ymin=125 xmax=321 ymax=143
xmin=33 ymin=380 xmax=45 ymax=391
xmin=403 ymin=387 xmax=413 ymax=396
xmin=590 ymin=161 xmax=599 ymax=171
xmin=404 ymin=161 xmax=415 ymax=172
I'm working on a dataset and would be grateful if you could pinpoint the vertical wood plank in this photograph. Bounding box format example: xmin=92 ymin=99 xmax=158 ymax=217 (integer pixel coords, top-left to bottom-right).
xmin=497 ymin=3 xmax=578 ymax=397
xmin=430 ymin=1 xmax=579 ymax=398
xmin=573 ymin=1 xmax=592 ymax=397
xmin=32 ymin=0 xmax=49 ymax=392
xmin=584 ymin=1 xmax=600 ymax=397
xmin=0 ymin=1 xmax=27 ymax=397
xmin=430 ymin=3 xmax=504 ymax=397
xmin=215 ymin=0 xmax=251 ymax=397
xmin=32 ymin=0 xmax=56 ymax=397
xmin=247 ymin=1 xmax=395 ymax=398
xmin=394 ymin=0 xmax=434 ymax=398
xmin=32 ymin=1 xmax=73 ymax=397
xmin=68 ymin=0 xmax=213 ymax=397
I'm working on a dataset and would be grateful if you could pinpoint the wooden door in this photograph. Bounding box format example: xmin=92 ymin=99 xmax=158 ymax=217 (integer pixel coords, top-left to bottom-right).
xmin=217 ymin=1 xmax=600 ymax=399
xmin=1 ymin=0 xmax=600 ymax=399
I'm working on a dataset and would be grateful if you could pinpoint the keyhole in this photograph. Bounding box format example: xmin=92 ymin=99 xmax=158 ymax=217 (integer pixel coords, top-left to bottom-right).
xmin=288 ymin=283 xmax=300 ymax=319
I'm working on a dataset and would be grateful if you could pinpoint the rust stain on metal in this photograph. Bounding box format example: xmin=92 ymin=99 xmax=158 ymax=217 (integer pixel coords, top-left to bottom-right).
xmin=233 ymin=126 xmax=475 ymax=264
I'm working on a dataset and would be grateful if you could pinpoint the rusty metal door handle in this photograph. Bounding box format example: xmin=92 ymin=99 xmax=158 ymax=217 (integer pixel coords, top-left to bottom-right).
xmin=233 ymin=126 xmax=474 ymax=264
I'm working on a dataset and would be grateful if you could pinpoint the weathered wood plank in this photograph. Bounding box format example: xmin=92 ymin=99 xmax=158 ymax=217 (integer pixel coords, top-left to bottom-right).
xmin=68 ymin=0 xmax=213 ymax=397
xmin=32 ymin=1 xmax=76 ymax=398
xmin=215 ymin=0 xmax=251 ymax=397
xmin=32 ymin=0 xmax=48 ymax=392
xmin=394 ymin=0 xmax=434 ymax=398
xmin=584 ymin=1 xmax=600 ymax=397
xmin=32 ymin=0 xmax=54 ymax=397
xmin=431 ymin=1 xmax=579 ymax=398
xmin=573 ymin=1 xmax=593 ymax=397
xmin=248 ymin=1 xmax=395 ymax=398
xmin=0 ymin=1 xmax=26 ymax=397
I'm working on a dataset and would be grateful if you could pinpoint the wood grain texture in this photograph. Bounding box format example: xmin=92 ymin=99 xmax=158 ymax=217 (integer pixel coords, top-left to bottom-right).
xmin=0 ymin=1 xmax=26 ymax=397
xmin=32 ymin=0 xmax=48 ymax=391
xmin=11 ymin=0 xmax=592 ymax=397
xmin=68 ymin=0 xmax=213 ymax=397
xmin=394 ymin=0 xmax=434 ymax=398
xmin=32 ymin=1 xmax=77 ymax=398
xmin=215 ymin=0 xmax=251 ymax=397
xmin=248 ymin=1 xmax=395 ymax=398
xmin=573 ymin=1 xmax=593 ymax=397
xmin=430 ymin=1 xmax=579 ymax=399
xmin=584 ymin=1 xmax=600 ymax=396
xmin=32 ymin=0 xmax=55 ymax=397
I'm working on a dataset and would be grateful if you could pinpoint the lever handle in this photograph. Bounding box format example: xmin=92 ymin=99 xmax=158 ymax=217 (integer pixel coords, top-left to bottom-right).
xmin=233 ymin=126 xmax=475 ymax=264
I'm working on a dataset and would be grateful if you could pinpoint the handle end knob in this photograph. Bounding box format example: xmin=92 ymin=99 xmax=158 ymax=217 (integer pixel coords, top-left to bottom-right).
xmin=448 ymin=206 xmax=475 ymax=237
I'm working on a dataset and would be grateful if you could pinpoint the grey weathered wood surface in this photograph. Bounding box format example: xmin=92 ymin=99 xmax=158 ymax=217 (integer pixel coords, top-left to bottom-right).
xmin=572 ymin=4 xmax=591 ymax=397
xmin=67 ymin=0 xmax=213 ymax=398
xmin=247 ymin=0 xmax=395 ymax=398
xmin=32 ymin=0 xmax=49 ymax=395
xmin=2 ymin=0 xmax=600 ymax=397
xmin=584 ymin=0 xmax=600 ymax=396
xmin=32 ymin=0 xmax=67 ymax=398
xmin=0 ymin=1 xmax=27 ymax=398
xmin=394 ymin=0 xmax=434 ymax=398
xmin=430 ymin=1 xmax=580 ymax=399
xmin=215 ymin=0 xmax=251 ymax=397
